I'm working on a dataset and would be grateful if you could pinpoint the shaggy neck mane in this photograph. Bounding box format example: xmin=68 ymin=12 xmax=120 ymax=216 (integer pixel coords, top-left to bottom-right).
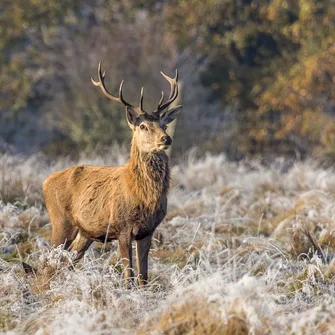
xmin=127 ymin=138 xmax=170 ymax=207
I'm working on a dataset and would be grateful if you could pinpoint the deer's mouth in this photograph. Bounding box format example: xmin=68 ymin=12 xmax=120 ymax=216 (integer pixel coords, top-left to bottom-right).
xmin=157 ymin=135 xmax=172 ymax=150
xmin=158 ymin=143 xmax=170 ymax=150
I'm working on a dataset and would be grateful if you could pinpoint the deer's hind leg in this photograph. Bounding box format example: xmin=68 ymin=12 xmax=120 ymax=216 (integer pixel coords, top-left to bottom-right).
xmin=46 ymin=201 xmax=74 ymax=249
xmin=68 ymin=228 xmax=93 ymax=263
xmin=50 ymin=216 xmax=77 ymax=250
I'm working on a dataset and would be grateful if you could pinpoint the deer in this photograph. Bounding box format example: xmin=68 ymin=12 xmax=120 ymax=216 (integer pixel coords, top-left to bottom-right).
xmin=42 ymin=62 xmax=182 ymax=286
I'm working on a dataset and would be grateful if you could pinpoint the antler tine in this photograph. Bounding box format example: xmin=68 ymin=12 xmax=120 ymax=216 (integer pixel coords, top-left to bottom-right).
xmin=118 ymin=80 xmax=132 ymax=107
xmin=161 ymin=69 xmax=178 ymax=99
xmin=91 ymin=62 xmax=132 ymax=107
xmin=156 ymin=91 xmax=164 ymax=110
xmin=139 ymin=87 xmax=144 ymax=110
xmin=153 ymin=69 xmax=179 ymax=116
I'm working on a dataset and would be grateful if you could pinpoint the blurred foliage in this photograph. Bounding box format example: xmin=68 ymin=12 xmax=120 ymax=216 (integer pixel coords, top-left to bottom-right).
xmin=164 ymin=0 xmax=335 ymax=159
xmin=1 ymin=0 xmax=335 ymax=160
xmin=0 ymin=0 xmax=176 ymax=156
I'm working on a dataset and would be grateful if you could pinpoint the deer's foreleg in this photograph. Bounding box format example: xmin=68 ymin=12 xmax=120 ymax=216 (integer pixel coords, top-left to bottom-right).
xmin=118 ymin=233 xmax=134 ymax=283
xmin=136 ymin=234 xmax=152 ymax=287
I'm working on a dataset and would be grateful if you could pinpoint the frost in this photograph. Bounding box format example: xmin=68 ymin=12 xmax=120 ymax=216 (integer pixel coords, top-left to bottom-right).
xmin=0 ymin=152 xmax=335 ymax=334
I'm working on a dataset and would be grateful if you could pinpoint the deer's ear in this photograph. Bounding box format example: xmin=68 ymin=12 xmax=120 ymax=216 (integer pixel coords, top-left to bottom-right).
xmin=161 ymin=105 xmax=182 ymax=125
xmin=126 ymin=106 xmax=138 ymax=129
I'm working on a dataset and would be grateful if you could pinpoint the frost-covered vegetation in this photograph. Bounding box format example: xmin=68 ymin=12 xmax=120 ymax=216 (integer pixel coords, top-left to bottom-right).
xmin=1 ymin=151 xmax=335 ymax=334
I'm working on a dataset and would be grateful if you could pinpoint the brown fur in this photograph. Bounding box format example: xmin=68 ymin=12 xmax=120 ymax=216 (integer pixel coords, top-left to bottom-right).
xmin=44 ymin=135 xmax=171 ymax=284
xmin=43 ymin=64 xmax=181 ymax=286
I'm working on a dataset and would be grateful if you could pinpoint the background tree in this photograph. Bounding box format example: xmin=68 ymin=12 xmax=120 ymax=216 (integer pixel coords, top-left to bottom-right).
xmin=164 ymin=0 xmax=335 ymax=159
xmin=1 ymin=0 xmax=335 ymax=161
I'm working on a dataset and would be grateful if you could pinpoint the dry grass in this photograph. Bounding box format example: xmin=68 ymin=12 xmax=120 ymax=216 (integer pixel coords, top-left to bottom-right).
xmin=0 ymin=152 xmax=335 ymax=334
xmin=138 ymin=298 xmax=225 ymax=335
xmin=156 ymin=305 xmax=249 ymax=335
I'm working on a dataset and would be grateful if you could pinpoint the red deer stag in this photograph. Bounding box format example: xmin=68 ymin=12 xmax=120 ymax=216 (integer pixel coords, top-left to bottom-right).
xmin=43 ymin=63 xmax=182 ymax=286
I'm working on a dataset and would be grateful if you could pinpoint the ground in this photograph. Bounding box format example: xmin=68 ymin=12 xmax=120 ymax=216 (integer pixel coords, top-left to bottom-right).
xmin=0 ymin=151 xmax=335 ymax=334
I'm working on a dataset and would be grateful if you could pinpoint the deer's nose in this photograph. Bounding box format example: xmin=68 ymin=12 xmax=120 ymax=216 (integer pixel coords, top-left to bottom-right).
xmin=161 ymin=135 xmax=172 ymax=145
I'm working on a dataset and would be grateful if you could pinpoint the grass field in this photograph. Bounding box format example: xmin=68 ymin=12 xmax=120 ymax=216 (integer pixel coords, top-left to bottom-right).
xmin=0 ymin=151 xmax=335 ymax=334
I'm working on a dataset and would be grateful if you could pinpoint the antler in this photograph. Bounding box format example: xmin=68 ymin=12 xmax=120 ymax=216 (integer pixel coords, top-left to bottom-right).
xmin=91 ymin=62 xmax=133 ymax=108
xmin=139 ymin=87 xmax=144 ymax=111
xmin=153 ymin=70 xmax=179 ymax=117
xmin=92 ymin=63 xmax=179 ymax=117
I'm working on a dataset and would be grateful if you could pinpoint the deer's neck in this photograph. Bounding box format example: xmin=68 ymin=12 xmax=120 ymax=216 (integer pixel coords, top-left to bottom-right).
xmin=128 ymin=140 xmax=170 ymax=207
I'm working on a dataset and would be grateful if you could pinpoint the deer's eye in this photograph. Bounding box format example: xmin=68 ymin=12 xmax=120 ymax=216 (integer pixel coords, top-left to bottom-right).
xmin=140 ymin=124 xmax=147 ymax=131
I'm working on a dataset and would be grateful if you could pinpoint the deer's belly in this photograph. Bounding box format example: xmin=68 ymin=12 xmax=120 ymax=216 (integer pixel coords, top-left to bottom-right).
xmin=74 ymin=200 xmax=167 ymax=240
xmin=93 ymin=234 xmax=118 ymax=243
xmin=78 ymin=221 xmax=119 ymax=240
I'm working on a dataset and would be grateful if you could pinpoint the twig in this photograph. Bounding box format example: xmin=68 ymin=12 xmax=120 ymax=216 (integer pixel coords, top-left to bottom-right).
xmin=301 ymin=227 xmax=326 ymax=263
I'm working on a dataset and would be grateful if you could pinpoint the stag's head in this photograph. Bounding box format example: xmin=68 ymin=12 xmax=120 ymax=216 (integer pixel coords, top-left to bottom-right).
xmin=91 ymin=63 xmax=182 ymax=153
